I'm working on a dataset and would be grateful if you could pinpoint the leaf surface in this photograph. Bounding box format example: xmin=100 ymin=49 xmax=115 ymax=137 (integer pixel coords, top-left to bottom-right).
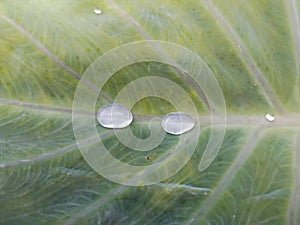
xmin=0 ymin=0 xmax=300 ymax=224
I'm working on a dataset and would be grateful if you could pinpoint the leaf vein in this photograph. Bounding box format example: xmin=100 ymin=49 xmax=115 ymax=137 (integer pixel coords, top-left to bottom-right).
xmin=287 ymin=0 xmax=300 ymax=105
xmin=287 ymin=130 xmax=300 ymax=225
xmin=203 ymin=0 xmax=284 ymax=113
xmin=190 ymin=128 xmax=263 ymax=224
xmin=107 ymin=0 xmax=211 ymax=109
xmin=0 ymin=15 xmax=112 ymax=103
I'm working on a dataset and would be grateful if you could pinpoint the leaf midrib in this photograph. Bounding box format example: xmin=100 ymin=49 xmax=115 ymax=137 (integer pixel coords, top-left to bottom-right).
xmin=2 ymin=97 xmax=300 ymax=126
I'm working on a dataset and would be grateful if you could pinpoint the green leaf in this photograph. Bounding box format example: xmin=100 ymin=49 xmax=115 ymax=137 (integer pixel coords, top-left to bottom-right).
xmin=0 ymin=0 xmax=300 ymax=224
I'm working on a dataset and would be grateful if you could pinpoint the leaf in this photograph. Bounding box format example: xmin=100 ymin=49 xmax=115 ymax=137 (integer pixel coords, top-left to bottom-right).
xmin=0 ymin=0 xmax=300 ymax=224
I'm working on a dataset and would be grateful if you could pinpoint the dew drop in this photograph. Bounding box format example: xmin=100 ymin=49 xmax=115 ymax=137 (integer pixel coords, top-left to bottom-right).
xmin=97 ymin=103 xmax=133 ymax=128
xmin=265 ymin=113 xmax=275 ymax=122
xmin=161 ymin=112 xmax=195 ymax=135
xmin=93 ymin=7 xmax=102 ymax=15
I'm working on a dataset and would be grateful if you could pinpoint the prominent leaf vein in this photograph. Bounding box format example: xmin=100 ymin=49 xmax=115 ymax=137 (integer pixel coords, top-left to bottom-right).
xmin=0 ymin=98 xmax=93 ymax=115
xmin=190 ymin=128 xmax=263 ymax=224
xmin=287 ymin=0 xmax=300 ymax=104
xmin=107 ymin=0 xmax=211 ymax=109
xmin=0 ymin=143 xmax=76 ymax=168
xmin=287 ymin=131 xmax=300 ymax=225
xmin=0 ymin=15 xmax=112 ymax=103
xmin=0 ymin=15 xmax=81 ymax=80
xmin=0 ymin=135 xmax=101 ymax=168
xmin=203 ymin=0 xmax=284 ymax=113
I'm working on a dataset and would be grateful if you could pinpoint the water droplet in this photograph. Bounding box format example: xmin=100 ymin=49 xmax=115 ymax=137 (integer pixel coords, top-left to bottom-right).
xmin=161 ymin=112 xmax=195 ymax=135
xmin=265 ymin=113 xmax=275 ymax=122
xmin=97 ymin=103 xmax=133 ymax=128
xmin=93 ymin=8 xmax=102 ymax=15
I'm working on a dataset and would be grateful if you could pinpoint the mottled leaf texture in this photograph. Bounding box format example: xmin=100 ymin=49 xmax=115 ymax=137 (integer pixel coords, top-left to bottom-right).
xmin=0 ymin=0 xmax=300 ymax=225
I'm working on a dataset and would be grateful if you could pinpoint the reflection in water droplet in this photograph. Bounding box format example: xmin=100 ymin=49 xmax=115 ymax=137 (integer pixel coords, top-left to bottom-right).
xmin=97 ymin=103 xmax=133 ymax=128
xmin=161 ymin=112 xmax=195 ymax=135
xmin=93 ymin=8 xmax=102 ymax=15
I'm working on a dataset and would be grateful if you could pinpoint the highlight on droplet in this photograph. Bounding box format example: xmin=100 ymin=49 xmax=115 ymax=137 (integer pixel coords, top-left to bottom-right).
xmin=161 ymin=112 xmax=195 ymax=135
xmin=96 ymin=103 xmax=133 ymax=128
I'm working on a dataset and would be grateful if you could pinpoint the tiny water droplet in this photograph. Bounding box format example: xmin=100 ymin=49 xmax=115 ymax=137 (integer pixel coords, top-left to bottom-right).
xmin=161 ymin=112 xmax=195 ymax=135
xmin=97 ymin=103 xmax=133 ymax=128
xmin=93 ymin=8 xmax=102 ymax=15
xmin=265 ymin=113 xmax=275 ymax=122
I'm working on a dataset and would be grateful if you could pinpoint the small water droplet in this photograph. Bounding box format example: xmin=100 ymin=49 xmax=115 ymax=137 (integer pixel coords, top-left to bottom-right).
xmin=97 ymin=103 xmax=133 ymax=128
xmin=161 ymin=112 xmax=195 ymax=135
xmin=265 ymin=113 xmax=275 ymax=122
xmin=93 ymin=7 xmax=102 ymax=15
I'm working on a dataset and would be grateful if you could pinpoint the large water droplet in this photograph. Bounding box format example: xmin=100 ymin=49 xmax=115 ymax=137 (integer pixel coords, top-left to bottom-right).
xmin=161 ymin=112 xmax=195 ymax=135
xmin=97 ymin=103 xmax=133 ymax=128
